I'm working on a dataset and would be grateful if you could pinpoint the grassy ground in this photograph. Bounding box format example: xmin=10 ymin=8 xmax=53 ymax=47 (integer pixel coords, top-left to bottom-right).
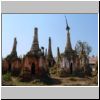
xmin=50 ymin=75 xmax=98 ymax=86
xmin=2 ymin=73 xmax=98 ymax=86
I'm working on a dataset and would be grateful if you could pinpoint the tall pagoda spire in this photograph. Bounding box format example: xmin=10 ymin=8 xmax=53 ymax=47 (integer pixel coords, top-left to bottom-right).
xmin=11 ymin=37 xmax=17 ymax=56
xmin=47 ymin=37 xmax=55 ymax=67
xmin=48 ymin=37 xmax=53 ymax=58
xmin=65 ymin=16 xmax=72 ymax=52
xmin=57 ymin=47 xmax=61 ymax=62
xmin=30 ymin=27 xmax=39 ymax=53
xmin=57 ymin=47 xmax=60 ymax=58
xmin=45 ymin=49 xmax=47 ymax=57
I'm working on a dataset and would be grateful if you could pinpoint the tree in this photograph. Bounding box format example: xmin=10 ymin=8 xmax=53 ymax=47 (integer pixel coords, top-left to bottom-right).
xmin=75 ymin=40 xmax=92 ymax=56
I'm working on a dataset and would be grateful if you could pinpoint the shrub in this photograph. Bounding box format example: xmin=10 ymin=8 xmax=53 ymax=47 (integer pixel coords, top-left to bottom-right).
xmin=3 ymin=73 xmax=11 ymax=81
xmin=50 ymin=65 xmax=58 ymax=76
xmin=58 ymin=68 xmax=67 ymax=77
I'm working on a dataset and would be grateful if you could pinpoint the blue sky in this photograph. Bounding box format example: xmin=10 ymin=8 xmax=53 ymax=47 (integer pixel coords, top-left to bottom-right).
xmin=2 ymin=14 xmax=98 ymax=58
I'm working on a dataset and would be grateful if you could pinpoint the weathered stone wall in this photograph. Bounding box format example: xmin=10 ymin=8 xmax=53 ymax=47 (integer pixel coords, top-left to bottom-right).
xmin=11 ymin=59 xmax=22 ymax=75
xmin=23 ymin=56 xmax=40 ymax=75
xmin=2 ymin=59 xmax=9 ymax=74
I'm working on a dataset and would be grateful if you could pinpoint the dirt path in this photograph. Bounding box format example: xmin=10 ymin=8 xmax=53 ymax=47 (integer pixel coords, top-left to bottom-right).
xmin=51 ymin=75 xmax=97 ymax=86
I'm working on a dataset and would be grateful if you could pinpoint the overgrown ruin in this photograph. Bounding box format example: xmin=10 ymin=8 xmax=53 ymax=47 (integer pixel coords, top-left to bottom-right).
xmin=2 ymin=18 xmax=98 ymax=84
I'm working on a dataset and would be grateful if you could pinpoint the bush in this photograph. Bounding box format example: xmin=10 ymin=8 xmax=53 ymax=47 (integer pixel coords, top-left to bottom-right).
xmin=3 ymin=73 xmax=11 ymax=81
xmin=58 ymin=68 xmax=68 ymax=77
xmin=50 ymin=65 xmax=58 ymax=76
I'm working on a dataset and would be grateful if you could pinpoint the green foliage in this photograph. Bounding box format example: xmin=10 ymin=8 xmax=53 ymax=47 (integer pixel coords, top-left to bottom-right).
xmin=3 ymin=73 xmax=11 ymax=81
